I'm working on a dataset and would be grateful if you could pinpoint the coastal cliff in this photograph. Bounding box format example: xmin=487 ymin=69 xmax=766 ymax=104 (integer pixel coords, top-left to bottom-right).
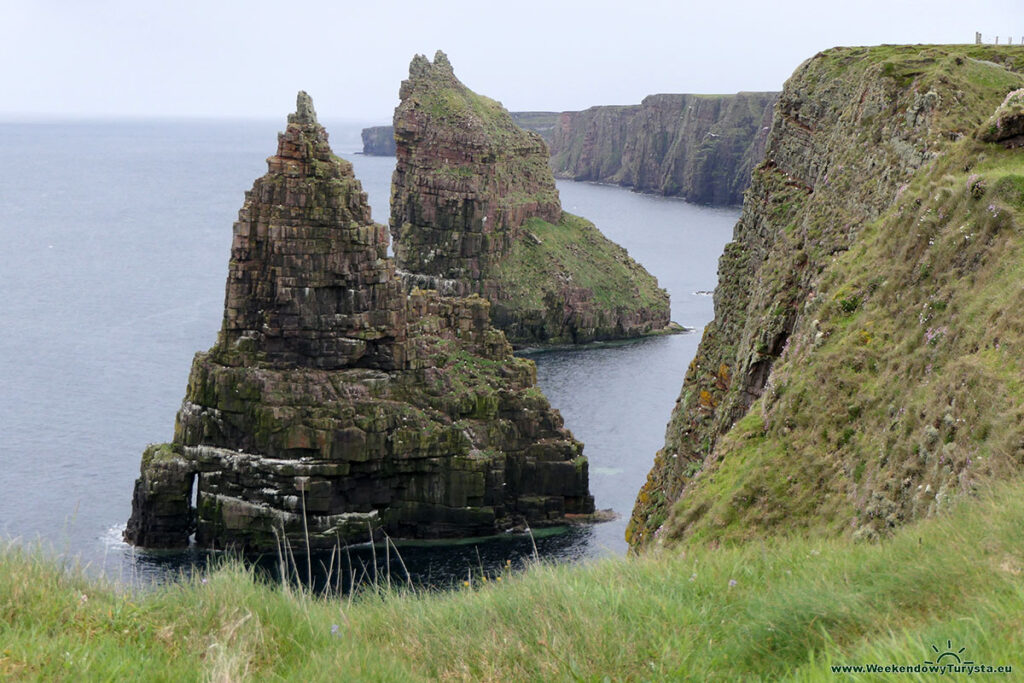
xmin=125 ymin=93 xmax=593 ymax=552
xmin=390 ymin=51 xmax=670 ymax=345
xmin=361 ymin=125 xmax=396 ymax=156
xmin=629 ymin=45 xmax=1024 ymax=549
xmin=549 ymin=92 xmax=778 ymax=206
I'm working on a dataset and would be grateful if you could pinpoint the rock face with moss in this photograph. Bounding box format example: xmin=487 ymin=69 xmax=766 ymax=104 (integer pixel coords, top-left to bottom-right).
xmin=390 ymin=51 xmax=670 ymax=345
xmin=361 ymin=112 xmax=560 ymax=156
xmin=125 ymin=93 xmax=593 ymax=551
xmin=550 ymin=92 xmax=779 ymax=206
xmin=628 ymin=45 xmax=1024 ymax=550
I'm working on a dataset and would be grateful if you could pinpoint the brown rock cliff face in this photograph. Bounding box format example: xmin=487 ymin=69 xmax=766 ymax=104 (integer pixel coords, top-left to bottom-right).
xmin=125 ymin=93 xmax=593 ymax=552
xmin=361 ymin=112 xmax=560 ymax=156
xmin=550 ymin=93 xmax=778 ymax=206
xmin=221 ymin=92 xmax=406 ymax=371
xmin=390 ymin=52 xmax=561 ymax=283
xmin=390 ymin=52 xmax=671 ymax=345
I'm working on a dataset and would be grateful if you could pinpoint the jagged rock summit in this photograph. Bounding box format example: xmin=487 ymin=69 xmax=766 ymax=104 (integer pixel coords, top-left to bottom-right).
xmin=220 ymin=90 xmax=406 ymax=371
xmin=390 ymin=51 xmax=672 ymax=345
xmin=125 ymin=92 xmax=593 ymax=551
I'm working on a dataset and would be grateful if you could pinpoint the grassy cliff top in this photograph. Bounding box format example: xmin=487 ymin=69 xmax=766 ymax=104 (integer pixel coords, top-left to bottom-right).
xmin=396 ymin=50 xmax=533 ymax=148
xmin=649 ymin=44 xmax=1024 ymax=549
xmin=5 ymin=476 xmax=1024 ymax=678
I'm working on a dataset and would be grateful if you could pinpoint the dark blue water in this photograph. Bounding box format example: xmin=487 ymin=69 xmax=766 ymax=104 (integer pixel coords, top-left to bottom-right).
xmin=0 ymin=120 xmax=737 ymax=586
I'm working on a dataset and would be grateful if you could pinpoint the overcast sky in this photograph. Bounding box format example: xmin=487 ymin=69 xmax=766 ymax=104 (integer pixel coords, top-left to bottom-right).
xmin=2 ymin=0 xmax=1020 ymax=123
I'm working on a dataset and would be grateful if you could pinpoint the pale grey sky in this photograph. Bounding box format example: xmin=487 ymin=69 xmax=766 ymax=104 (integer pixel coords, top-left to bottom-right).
xmin=2 ymin=0 xmax=1020 ymax=122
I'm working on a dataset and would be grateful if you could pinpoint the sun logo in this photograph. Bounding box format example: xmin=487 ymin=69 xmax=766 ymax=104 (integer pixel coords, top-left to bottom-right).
xmin=924 ymin=640 xmax=974 ymax=666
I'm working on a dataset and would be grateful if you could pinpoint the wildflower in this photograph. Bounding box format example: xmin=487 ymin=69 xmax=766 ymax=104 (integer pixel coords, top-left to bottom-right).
xmin=689 ymin=573 xmax=697 ymax=582
xmin=79 ymin=594 xmax=88 ymax=605
xmin=728 ymin=579 xmax=737 ymax=588
xmin=331 ymin=624 xmax=341 ymax=638
xmin=463 ymin=580 xmax=470 ymax=587
xmin=201 ymin=577 xmax=208 ymax=585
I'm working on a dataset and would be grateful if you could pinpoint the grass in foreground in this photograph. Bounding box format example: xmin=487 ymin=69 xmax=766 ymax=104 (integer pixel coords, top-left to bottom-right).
xmin=4 ymin=480 xmax=1024 ymax=680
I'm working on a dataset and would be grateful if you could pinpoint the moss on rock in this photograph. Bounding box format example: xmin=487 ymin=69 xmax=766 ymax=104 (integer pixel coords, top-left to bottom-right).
xmin=390 ymin=51 xmax=671 ymax=345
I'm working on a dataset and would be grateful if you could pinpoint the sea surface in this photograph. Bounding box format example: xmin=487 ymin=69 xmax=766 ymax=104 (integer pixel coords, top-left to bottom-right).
xmin=0 ymin=120 xmax=738 ymax=587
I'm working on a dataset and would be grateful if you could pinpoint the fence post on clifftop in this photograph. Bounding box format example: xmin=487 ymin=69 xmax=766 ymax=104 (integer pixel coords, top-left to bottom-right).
xmin=975 ymin=32 xmax=982 ymax=45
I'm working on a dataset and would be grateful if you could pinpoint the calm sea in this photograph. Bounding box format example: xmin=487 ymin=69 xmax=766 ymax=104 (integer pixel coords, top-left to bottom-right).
xmin=0 ymin=120 xmax=737 ymax=587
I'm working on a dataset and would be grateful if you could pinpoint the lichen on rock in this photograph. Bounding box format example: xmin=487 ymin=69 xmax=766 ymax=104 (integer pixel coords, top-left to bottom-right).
xmin=390 ymin=51 xmax=671 ymax=345
xmin=125 ymin=92 xmax=593 ymax=552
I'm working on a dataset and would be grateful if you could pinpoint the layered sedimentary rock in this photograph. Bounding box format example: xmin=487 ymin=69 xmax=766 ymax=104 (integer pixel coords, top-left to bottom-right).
xmin=550 ymin=92 xmax=779 ymax=206
xmin=361 ymin=112 xmax=560 ymax=156
xmin=390 ymin=51 xmax=670 ymax=345
xmin=629 ymin=45 xmax=1024 ymax=549
xmin=125 ymin=92 xmax=593 ymax=552
xmin=221 ymin=92 xmax=406 ymax=371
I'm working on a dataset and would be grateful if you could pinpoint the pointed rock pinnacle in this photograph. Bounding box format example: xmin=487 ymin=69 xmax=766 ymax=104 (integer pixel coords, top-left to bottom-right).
xmin=287 ymin=90 xmax=318 ymax=125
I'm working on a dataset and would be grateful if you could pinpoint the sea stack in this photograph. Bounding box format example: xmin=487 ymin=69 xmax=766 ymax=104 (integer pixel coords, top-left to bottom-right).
xmin=219 ymin=91 xmax=407 ymax=371
xmin=125 ymin=92 xmax=593 ymax=552
xmin=390 ymin=51 xmax=672 ymax=345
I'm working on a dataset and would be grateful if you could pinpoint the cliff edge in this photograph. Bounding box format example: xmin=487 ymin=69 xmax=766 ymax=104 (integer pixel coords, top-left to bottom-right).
xmin=125 ymin=92 xmax=593 ymax=552
xmin=550 ymin=92 xmax=779 ymax=206
xmin=390 ymin=51 xmax=671 ymax=345
xmin=629 ymin=45 xmax=1024 ymax=549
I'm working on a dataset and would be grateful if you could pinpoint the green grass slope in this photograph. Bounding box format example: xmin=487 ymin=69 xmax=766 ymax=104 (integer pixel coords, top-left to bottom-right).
xmin=489 ymin=212 xmax=671 ymax=344
xmin=5 ymin=480 xmax=1024 ymax=680
xmin=661 ymin=107 xmax=1024 ymax=549
xmin=630 ymin=44 xmax=1024 ymax=548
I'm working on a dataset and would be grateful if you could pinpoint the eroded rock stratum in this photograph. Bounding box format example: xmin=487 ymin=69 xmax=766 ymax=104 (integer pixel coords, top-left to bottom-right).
xmin=125 ymin=92 xmax=593 ymax=551
xmin=390 ymin=51 xmax=671 ymax=345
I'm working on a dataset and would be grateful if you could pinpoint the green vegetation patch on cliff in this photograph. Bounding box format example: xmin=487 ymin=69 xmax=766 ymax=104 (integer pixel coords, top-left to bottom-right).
xmin=630 ymin=44 xmax=1024 ymax=549
xmin=660 ymin=99 xmax=1024 ymax=549
xmin=489 ymin=212 xmax=671 ymax=344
